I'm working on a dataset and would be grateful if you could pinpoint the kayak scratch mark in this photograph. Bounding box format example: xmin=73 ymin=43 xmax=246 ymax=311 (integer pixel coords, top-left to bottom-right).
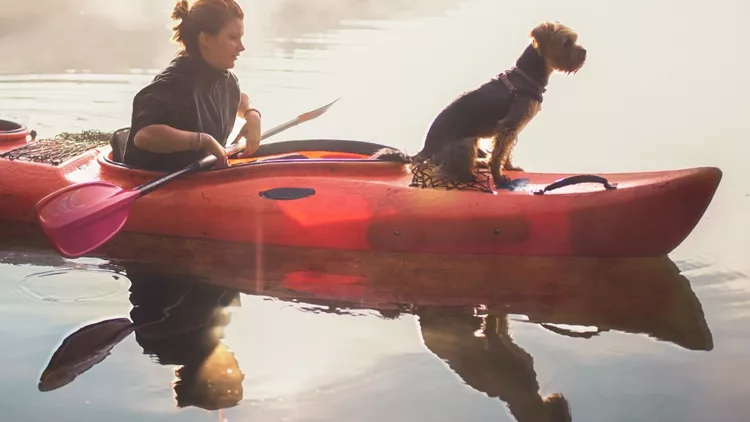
xmin=201 ymin=191 xmax=212 ymax=203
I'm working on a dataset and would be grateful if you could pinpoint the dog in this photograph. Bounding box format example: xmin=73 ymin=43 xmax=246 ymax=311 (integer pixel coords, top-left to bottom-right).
xmin=372 ymin=21 xmax=586 ymax=188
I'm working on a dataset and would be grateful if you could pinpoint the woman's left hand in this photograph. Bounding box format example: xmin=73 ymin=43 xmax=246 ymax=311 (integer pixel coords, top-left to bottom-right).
xmin=235 ymin=110 xmax=261 ymax=158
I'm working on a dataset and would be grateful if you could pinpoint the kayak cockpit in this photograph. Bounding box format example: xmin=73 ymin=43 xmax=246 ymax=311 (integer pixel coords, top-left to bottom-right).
xmin=98 ymin=134 xmax=411 ymax=180
xmin=229 ymin=138 xmax=394 ymax=164
xmin=108 ymin=126 xmax=391 ymax=165
xmin=105 ymin=134 xmax=400 ymax=167
xmin=0 ymin=119 xmax=36 ymax=153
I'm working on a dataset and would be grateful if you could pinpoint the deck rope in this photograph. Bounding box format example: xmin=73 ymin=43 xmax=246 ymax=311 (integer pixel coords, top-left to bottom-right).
xmin=0 ymin=130 xmax=112 ymax=165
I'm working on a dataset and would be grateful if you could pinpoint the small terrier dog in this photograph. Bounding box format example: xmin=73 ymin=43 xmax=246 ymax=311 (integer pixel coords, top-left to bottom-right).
xmin=372 ymin=21 xmax=587 ymax=188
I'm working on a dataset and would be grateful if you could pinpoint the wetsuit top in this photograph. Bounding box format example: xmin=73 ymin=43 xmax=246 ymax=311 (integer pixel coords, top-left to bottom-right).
xmin=122 ymin=53 xmax=241 ymax=172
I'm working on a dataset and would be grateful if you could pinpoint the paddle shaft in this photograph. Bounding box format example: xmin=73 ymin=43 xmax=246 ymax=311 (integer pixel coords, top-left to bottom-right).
xmin=137 ymin=98 xmax=340 ymax=196
xmin=136 ymin=132 xmax=254 ymax=196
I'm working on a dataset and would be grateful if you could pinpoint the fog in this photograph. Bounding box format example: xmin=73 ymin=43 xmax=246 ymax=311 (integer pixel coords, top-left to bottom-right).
xmin=0 ymin=0 xmax=465 ymax=74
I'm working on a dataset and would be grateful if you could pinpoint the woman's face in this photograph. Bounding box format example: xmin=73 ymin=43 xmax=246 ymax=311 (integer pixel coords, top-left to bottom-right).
xmin=199 ymin=17 xmax=245 ymax=70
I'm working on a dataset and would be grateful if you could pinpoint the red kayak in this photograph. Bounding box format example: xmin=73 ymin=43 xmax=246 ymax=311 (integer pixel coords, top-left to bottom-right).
xmin=0 ymin=125 xmax=721 ymax=258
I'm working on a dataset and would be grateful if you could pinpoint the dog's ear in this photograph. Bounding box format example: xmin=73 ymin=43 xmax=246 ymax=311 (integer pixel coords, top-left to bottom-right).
xmin=530 ymin=21 xmax=555 ymax=53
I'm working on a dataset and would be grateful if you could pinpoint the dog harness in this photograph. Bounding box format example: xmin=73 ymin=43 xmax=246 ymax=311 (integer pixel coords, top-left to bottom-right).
xmin=498 ymin=67 xmax=545 ymax=103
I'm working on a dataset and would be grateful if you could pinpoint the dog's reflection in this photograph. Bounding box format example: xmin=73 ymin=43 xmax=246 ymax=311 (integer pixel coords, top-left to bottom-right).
xmin=416 ymin=307 xmax=570 ymax=422
xmin=126 ymin=265 xmax=244 ymax=410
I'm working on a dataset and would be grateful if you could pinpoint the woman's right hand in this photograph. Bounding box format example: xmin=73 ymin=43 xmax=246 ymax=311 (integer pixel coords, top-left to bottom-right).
xmin=198 ymin=133 xmax=226 ymax=160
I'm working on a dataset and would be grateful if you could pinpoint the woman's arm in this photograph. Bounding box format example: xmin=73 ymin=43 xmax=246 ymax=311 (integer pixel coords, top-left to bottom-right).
xmin=134 ymin=124 xmax=226 ymax=159
xmin=237 ymin=92 xmax=261 ymax=121
xmin=133 ymin=124 xmax=200 ymax=153
xmin=233 ymin=92 xmax=262 ymax=157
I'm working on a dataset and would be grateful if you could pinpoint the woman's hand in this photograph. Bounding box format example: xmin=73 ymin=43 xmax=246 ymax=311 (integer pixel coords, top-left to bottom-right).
xmin=235 ymin=109 xmax=261 ymax=158
xmin=198 ymin=133 xmax=227 ymax=160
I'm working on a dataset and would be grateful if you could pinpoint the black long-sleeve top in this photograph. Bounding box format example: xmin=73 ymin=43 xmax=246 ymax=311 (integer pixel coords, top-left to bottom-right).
xmin=122 ymin=53 xmax=241 ymax=172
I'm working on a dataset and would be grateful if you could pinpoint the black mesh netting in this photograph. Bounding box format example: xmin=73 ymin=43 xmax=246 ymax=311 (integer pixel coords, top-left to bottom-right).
xmin=409 ymin=161 xmax=493 ymax=193
xmin=0 ymin=130 xmax=112 ymax=166
xmin=3 ymin=131 xmax=493 ymax=193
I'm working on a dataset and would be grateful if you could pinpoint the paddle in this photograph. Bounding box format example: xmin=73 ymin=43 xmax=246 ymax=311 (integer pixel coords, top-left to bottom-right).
xmin=35 ymin=98 xmax=340 ymax=259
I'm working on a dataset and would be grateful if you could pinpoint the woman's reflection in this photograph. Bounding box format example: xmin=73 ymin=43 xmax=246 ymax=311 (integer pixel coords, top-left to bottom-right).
xmin=126 ymin=264 xmax=244 ymax=411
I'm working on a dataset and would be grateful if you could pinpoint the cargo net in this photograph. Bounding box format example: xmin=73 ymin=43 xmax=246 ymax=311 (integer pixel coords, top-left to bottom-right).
xmin=0 ymin=129 xmax=112 ymax=166
xmin=409 ymin=161 xmax=493 ymax=193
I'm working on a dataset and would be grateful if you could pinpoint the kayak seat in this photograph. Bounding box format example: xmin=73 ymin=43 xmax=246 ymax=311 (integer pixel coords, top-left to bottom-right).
xmin=109 ymin=127 xmax=129 ymax=163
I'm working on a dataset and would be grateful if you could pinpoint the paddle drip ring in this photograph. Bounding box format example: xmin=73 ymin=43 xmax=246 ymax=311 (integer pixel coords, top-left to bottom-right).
xmin=408 ymin=161 xmax=494 ymax=193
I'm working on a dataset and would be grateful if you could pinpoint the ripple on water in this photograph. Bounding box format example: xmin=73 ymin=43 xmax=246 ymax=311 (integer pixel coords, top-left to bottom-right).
xmin=13 ymin=268 xmax=129 ymax=304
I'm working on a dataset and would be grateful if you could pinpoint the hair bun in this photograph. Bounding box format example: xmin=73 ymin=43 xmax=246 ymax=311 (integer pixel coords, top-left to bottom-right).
xmin=171 ymin=0 xmax=190 ymax=20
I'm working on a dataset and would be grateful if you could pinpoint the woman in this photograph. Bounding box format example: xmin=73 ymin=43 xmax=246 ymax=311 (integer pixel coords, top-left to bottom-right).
xmin=122 ymin=0 xmax=261 ymax=172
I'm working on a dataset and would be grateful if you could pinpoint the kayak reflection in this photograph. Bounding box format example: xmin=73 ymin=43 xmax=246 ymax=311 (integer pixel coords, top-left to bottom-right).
xmin=272 ymin=255 xmax=713 ymax=352
xmin=271 ymin=255 xmax=713 ymax=422
xmin=36 ymin=252 xmax=713 ymax=420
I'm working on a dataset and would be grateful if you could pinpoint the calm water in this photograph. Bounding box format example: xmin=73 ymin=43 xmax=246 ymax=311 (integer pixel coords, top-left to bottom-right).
xmin=1 ymin=0 xmax=749 ymax=421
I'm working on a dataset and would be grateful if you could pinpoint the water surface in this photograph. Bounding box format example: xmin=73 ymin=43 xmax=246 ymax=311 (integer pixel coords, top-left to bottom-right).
xmin=1 ymin=0 xmax=749 ymax=421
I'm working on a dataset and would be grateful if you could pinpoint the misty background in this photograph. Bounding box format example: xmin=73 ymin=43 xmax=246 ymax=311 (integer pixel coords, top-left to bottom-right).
xmin=0 ymin=0 xmax=466 ymax=74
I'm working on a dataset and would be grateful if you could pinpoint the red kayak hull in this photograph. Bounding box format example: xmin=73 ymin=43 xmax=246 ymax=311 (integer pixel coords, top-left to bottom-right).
xmin=0 ymin=138 xmax=721 ymax=257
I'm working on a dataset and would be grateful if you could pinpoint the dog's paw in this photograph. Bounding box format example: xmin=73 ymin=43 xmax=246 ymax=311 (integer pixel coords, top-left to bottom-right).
xmin=494 ymin=175 xmax=513 ymax=188
xmin=504 ymin=165 xmax=524 ymax=172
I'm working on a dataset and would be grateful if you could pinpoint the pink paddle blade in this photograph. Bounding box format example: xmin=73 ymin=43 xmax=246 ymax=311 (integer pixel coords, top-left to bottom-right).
xmin=35 ymin=181 xmax=140 ymax=258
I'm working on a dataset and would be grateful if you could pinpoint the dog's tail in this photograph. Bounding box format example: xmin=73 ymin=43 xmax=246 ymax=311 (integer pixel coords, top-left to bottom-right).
xmin=369 ymin=147 xmax=417 ymax=164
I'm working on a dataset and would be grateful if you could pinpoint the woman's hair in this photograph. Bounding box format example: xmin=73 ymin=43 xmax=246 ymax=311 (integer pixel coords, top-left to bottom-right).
xmin=171 ymin=0 xmax=244 ymax=54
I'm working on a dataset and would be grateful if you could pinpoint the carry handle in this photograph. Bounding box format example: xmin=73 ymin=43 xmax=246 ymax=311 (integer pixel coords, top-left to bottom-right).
xmin=533 ymin=174 xmax=618 ymax=195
